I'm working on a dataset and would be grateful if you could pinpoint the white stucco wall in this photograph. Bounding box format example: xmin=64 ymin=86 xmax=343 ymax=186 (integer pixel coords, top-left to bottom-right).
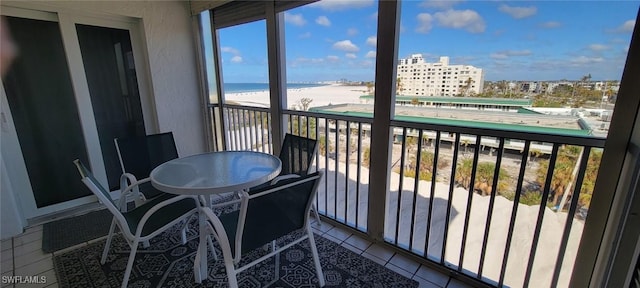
xmin=0 ymin=1 xmax=206 ymax=236
xmin=6 ymin=0 xmax=208 ymax=156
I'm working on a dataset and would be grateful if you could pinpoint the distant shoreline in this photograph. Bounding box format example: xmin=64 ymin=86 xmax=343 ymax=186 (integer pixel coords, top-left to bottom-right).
xmin=223 ymin=83 xmax=329 ymax=94
xmin=220 ymin=84 xmax=367 ymax=109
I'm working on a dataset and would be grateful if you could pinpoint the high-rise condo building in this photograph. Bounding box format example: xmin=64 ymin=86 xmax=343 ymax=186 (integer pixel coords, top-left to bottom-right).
xmin=397 ymin=54 xmax=484 ymax=97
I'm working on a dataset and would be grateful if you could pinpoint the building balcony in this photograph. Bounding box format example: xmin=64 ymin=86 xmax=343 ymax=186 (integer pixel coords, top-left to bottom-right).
xmin=208 ymin=103 xmax=607 ymax=288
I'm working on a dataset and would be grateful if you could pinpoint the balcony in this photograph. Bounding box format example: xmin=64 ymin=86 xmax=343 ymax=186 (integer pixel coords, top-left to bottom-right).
xmin=209 ymin=102 xmax=605 ymax=288
xmin=1 ymin=1 xmax=638 ymax=287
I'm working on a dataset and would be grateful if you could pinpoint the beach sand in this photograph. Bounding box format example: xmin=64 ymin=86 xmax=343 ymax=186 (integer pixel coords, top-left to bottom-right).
xmin=223 ymin=84 xmax=368 ymax=108
xmin=314 ymin=158 xmax=581 ymax=288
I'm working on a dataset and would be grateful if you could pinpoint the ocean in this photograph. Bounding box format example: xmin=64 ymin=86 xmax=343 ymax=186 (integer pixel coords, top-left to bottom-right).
xmin=224 ymin=83 xmax=327 ymax=93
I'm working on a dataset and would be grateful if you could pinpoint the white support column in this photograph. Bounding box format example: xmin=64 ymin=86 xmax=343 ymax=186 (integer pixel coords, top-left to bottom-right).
xmin=367 ymin=0 xmax=401 ymax=241
xmin=209 ymin=12 xmax=227 ymax=150
xmin=265 ymin=2 xmax=287 ymax=156
xmin=192 ymin=15 xmax=217 ymax=152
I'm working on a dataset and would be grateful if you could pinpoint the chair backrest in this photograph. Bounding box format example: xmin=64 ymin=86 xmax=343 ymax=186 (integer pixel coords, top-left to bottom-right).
xmin=115 ymin=132 xmax=178 ymax=178
xmin=236 ymin=172 xmax=321 ymax=254
xmin=279 ymin=134 xmax=318 ymax=176
xmin=73 ymin=160 xmax=128 ymax=229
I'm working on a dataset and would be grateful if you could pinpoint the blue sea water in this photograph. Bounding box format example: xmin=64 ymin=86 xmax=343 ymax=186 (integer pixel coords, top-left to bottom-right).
xmin=224 ymin=83 xmax=327 ymax=93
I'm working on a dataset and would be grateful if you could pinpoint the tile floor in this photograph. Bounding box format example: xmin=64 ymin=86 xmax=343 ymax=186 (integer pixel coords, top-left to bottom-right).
xmin=0 ymin=221 xmax=476 ymax=288
xmin=310 ymin=222 xmax=475 ymax=288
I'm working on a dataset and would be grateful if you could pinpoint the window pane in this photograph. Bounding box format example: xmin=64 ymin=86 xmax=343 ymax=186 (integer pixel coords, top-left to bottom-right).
xmin=282 ymin=0 xmax=379 ymax=232
xmin=284 ymin=0 xmax=378 ymax=111
xmin=218 ymin=20 xmax=269 ymax=107
xmin=386 ymin=2 xmax=637 ymax=287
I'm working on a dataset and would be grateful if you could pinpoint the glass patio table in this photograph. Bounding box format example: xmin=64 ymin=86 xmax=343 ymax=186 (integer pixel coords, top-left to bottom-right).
xmin=150 ymin=151 xmax=281 ymax=283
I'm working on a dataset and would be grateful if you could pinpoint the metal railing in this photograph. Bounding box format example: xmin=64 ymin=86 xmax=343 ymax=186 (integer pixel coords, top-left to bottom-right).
xmin=386 ymin=119 xmax=605 ymax=288
xmin=210 ymin=103 xmax=273 ymax=153
xmin=208 ymin=103 xmax=606 ymax=288
xmin=284 ymin=110 xmax=373 ymax=232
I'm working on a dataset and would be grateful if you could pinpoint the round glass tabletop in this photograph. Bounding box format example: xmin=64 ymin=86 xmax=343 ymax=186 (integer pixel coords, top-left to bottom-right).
xmin=150 ymin=151 xmax=282 ymax=195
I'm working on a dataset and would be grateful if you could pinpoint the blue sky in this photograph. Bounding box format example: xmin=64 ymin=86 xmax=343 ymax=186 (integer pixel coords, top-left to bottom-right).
xmin=205 ymin=0 xmax=639 ymax=83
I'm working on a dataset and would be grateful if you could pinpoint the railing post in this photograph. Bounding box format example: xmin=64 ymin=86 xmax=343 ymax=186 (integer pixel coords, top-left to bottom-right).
xmin=367 ymin=0 xmax=401 ymax=241
xmin=265 ymin=2 xmax=286 ymax=155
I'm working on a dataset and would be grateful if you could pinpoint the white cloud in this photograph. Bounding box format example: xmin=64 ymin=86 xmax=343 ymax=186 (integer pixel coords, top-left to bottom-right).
xmin=316 ymin=16 xmax=331 ymax=27
xmin=490 ymin=50 xmax=532 ymax=59
xmin=221 ymin=46 xmax=240 ymax=55
xmin=498 ymin=4 xmax=537 ymax=19
xmin=358 ymin=60 xmax=374 ymax=68
xmin=231 ymin=56 xmax=243 ymax=63
xmin=333 ymin=40 xmax=360 ymax=52
xmin=616 ymin=19 xmax=636 ymax=32
xmin=588 ymin=44 xmax=610 ymax=51
xmin=365 ymin=51 xmax=376 ymax=58
xmin=539 ymin=21 xmax=561 ymax=29
xmin=570 ymin=56 xmax=604 ymax=65
xmin=285 ymin=12 xmax=306 ymax=26
xmin=347 ymin=28 xmax=359 ymax=36
xmin=366 ymin=36 xmax=377 ymax=47
xmin=326 ymin=55 xmax=340 ymax=62
xmin=309 ymin=0 xmax=375 ymax=11
xmin=434 ymin=9 xmax=485 ymax=33
xmin=420 ymin=0 xmax=464 ymax=9
xmin=345 ymin=53 xmax=357 ymax=59
xmin=290 ymin=57 xmax=325 ymax=67
xmin=299 ymin=32 xmax=312 ymax=39
xmin=416 ymin=13 xmax=434 ymax=33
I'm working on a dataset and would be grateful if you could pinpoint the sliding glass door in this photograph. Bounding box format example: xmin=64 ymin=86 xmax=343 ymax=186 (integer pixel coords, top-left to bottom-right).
xmin=0 ymin=7 xmax=152 ymax=220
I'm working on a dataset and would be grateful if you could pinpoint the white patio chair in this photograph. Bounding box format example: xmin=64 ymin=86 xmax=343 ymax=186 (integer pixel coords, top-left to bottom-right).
xmin=201 ymin=171 xmax=325 ymax=287
xmin=249 ymin=133 xmax=323 ymax=226
xmin=73 ymin=159 xmax=200 ymax=288
xmin=114 ymin=132 xmax=178 ymax=207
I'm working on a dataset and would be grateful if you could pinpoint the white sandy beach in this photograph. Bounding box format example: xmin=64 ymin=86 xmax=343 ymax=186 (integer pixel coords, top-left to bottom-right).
xmin=223 ymin=84 xmax=368 ymax=108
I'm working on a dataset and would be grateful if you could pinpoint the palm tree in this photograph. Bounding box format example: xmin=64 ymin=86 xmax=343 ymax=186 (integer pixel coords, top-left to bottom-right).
xmin=396 ymin=77 xmax=404 ymax=95
xmin=530 ymin=149 xmax=543 ymax=162
xmin=366 ymin=82 xmax=374 ymax=94
xmin=299 ymin=98 xmax=313 ymax=111
xmin=454 ymin=159 xmax=511 ymax=196
xmin=496 ymin=80 xmax=508 ymax=96
xmin=461 ymin=138 xmax=471 ymax=155
xmin=463 ymin=77 xmax=474 ymax=97
xmin=411 ymin=97 xmax=420 ymax=106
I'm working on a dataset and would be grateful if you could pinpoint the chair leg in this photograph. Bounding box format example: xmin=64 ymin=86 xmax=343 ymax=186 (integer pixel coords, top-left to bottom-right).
xmin=307 ymin=226 xmax=325 ymax=287
xmin=273 ymin=240 xmax=280 ymax=281
xmin=311 ymin=203 xmax=322 ymax=227
xmin=224 ymin=259 xmax=238 ymax=288
xmin=101 ymin=218 xmax=117 ymax=264
xmin=179 ymin=216 xmax=191 ymax=244
xmin=122 ymin=240 xmax=140 ymax=288
xmin=207 ymin=235 xmax=218 ymax=261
